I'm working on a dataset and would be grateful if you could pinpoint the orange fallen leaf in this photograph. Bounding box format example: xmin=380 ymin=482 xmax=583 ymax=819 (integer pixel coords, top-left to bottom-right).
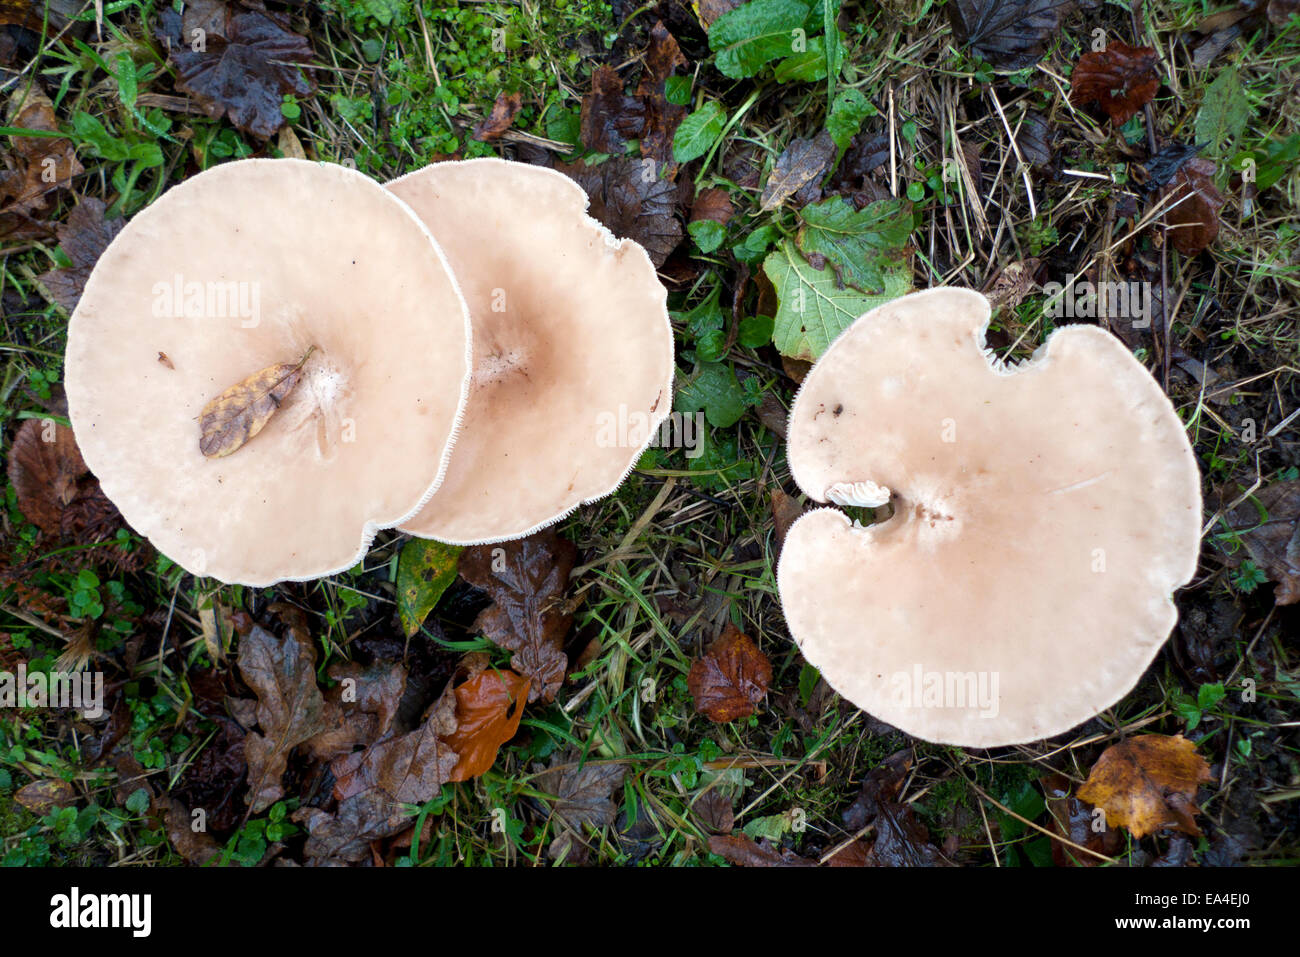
xmin=688 ymin=623 xmax=772 ymax=723
xmin=1077 ymin=734 xmax=1213 ymax=839
xmin=443 ymin=668 xmax=530 ymax=782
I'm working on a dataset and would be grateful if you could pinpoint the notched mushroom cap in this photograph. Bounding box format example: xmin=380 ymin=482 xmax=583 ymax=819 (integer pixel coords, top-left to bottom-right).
xmin=387 ymin=158 xmax=675 ymax=545
xmin=777 ymin=288 xmax=1202 ymax=747
xmin=65 ymin=159 xmax=473 ymax=586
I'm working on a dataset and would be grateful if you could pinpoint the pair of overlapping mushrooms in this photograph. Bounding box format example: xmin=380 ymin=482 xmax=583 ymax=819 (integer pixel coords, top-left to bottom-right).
xmin=64 ymin=158 xmax=1201 ymax=748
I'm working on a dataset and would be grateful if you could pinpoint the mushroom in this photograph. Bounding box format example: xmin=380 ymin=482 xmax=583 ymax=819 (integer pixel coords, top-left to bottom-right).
xmin=386 ymin=157 xmax=674 ymax=544
xmin=777 ymin=288 xmax=1202 ymax=747
xmin=65 ymin=158 xmax=472 ymax=586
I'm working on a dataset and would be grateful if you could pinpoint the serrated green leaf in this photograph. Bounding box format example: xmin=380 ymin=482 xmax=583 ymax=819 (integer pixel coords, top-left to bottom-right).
xmin=396 ymin=537 xmax=463 ymax=637
xmin=689 ymin=219 xmax=727 ymax=253
xmin=796 ymin=196 xmax=913 ymax=293
xmin=1194 ymin=69 xmax=1250 ymax=164
xmin=709 ymin=0 xmax=811 ymax=79
xmin=673 ymin=101 xmax=727 ymax=163
xmin=826 ymin=87 xmax=875 ymax=150
xmin=762 ymin=239 xmax=911 ymax=361
xmin=675 ymin=362 xmax=748 ymax=428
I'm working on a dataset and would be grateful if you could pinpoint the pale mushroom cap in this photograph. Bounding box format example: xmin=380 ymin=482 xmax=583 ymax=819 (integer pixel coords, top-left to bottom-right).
xmin=387 ymin=158 xmax=675 ymax=544
xmin=777 ymin=288 xmax=1202 ymax=748
xmin=65 ymin=159 xmax=472 ymax=586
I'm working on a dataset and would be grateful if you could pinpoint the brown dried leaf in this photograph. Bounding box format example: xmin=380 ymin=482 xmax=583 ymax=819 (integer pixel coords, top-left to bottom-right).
xmin=330 ymin=690 xmax=458 ymax=804
xmin=304 ymin=660 xmax=406 ymax=762
xmin=198 ymin=347 xmax=313 ymax=458
xmin=1225 ymin=480 xmax=1300 ymax=605
xmin=1 ymin=86 xmax=83 ymax=215
xmin=948 ymin=0 xmax=1073 ymax=70
xmin=472 ymin=91 xmax=523 ymax=142
xmin=687 ymin=623 xmax=772 ymax=722
xmin=635 ymin=21 xmax=688 ymax=177
xmin=237 ymin=623 xmax=330 ymax=813
xmin=690 ymin=186 xmax=735 ymax=226
xmin=760 ymin=131 xmax=835 ymax=212
xmin=695 ymin=0 xmax=744 ymax=27
xmin=160 ymin=796 xmax=222 ymax=865
xmin=1077 ymin=734 xmax=1214 ymax=839
xmin=1069 ymin=41 xmax=1160 ymax=125
xmin=580 ymin=65 xmax=645 ymax=155
xmin=442 ymin=667 xmax=530 ymax=782
xmin=1161 ymin=157 xmax=1223 ymax=257
xmin=841 ymin=749 xmax=951 ymax=866
xmin=36 ymin=198 xmax=124 ymax=314
xmin=459 ymin=528 xmax=578 ymax=703
xmin=554 ymin=155 xmax=684 ymax=266
xmin=1042 ymin=772 xmax=1121 ymax=866
xmin=296 ymin=787 xmax=402 ymax=863
xmin=534 ymin=752 xmax=627 ymax=832
xmin=707 ymin=833 xmax=815 ymax=866
xmin=155 ymin=0 xmax=314 ymax=140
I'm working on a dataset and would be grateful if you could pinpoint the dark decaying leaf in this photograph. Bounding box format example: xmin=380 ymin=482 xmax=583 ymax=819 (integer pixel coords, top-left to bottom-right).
xmin=691 ymin=186 xmax=735 ymax=226
xmin=459 ymin=528 xmax=579 ymax=703
xmin=296 ymin=788 xmax=401 ymax=863
xmin=198 ymin=347 xmax=313 ymax=458
xmin=15 ymin=778 xmax=76 ymax=814
xmin=171 ymin=716 xmax=247 ymax=833
xmin=1161 ymin=157 xmax=1223 ymax=256
xmin=1015 ymin=111 xmax=1056 ymax=170
xmin=947 ymin=0 xmax=1073 ymax=70
xmin=0 ymin=0 xmax=79 ymax=30
xmin=842 ymin=749 xmax=950 ymax=866
xmin=554 ymin=156 xmax=684 ymax=267
xmin=472 ymin=91 xmax=523 ymax=142
xmin=534 ymin=752 xmax=627 ymax=831
xmin=1042 ymin=773 xmax=1121 ymax=866
xmin=442 ymin=666 xmax=530 ymax=782
xmin=329 ymin=689 xmax=458 ymax=804
xmin=304 ymin=660 xmax=407 ymax=762
xmin=161 ymin=796 xmax=223 ymax=865
xmin=1225 ymin=480 xmax=1300 ymax=605
xmin=155 ymin=0 xmax=314 ymax=140
xmin=760 ymin=131 xmax=836 ymax=212
xmin=1076 ymin=734 xmax=1213 ymax=839
xmin=1069 ymin=40 xmax=1160 ymax=125
xmin=687 ymin=622 xmax=773 ymax=722
xmin=580 ymin=66 xmax=645 ymax=154
xmin=707 ymin=833 xmax=816 ymax=866
xmin=6 ymin=417 xmax=127 ymax=553
xmin=237 ymin=623 xmax=330 ymax=813
xmin=1142 ymin=142 xmax=1204 ymax=192
xmin=36 ymin=198 xmax=124 ymax=314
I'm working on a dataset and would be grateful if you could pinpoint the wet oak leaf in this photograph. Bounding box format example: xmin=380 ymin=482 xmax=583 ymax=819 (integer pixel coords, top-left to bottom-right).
xmin=1069 ymin=41 xmax=1160 ymax=125
xmin=472 ymin=90 xmax=523 ymax=142
xmin=948 ymin=0 xmax=1073 ymax=70
xmin=1077 ymin=734 xmax=1214 ymax=839
xmin=459 ymin=528 xmax=578 ymax=703
xmin=555 ymin=156 xmax=684 ymax=267
xmin=760 ymin=131 xmax=836 ymax=212
xmin=237 ymin=623 xmax=330 ymax=813
xmin=296 ymin=787 xmax=402 ymax=863
xmin=304 ymin=660 xmax=407 ymax=762
xmin=198 ymin=348 xmax=313 ymax=457
xmin=36 ymin=197 xmax=124 ymax=314
xmin=330 ymin=690 xmax=458 ymax=804
xmin=155 ymin=0 xmax=314 ymax=140
xmin=1161 ymin=157 xmax=1223 ymax=256
xmin=442 ymin=667 xmax=530 ymax=782
xmin=688 ymin=623 xmax=772 ymax=722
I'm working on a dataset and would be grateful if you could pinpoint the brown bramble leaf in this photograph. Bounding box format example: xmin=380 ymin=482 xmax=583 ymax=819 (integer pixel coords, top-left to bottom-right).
xmin=554 ymin=155 xmax=684 ymax=267
xmin=36 ymin=197 xmax=124 ymax=314
xmin=154 ymin=0 xmax=314 ymax=141
xmin=472 ymin=91 xmax=523 ymax=142
xmin=1077 ymin=734 xmax=1214 ymax=839
xmin=687 ymin=622 xmax=772 ymax=722
xmin=198 ymin=346 xmax=314 ymax=458
xmin=1161 ymin=157 xmax=1223 ymax=257
xmin=1069 ymin=41 xmax=1160 ymax=125
xmin=443 ymin=667 xmax=530 ymax=782
xmin=459 ymin=528 xmax=578 ymax=703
